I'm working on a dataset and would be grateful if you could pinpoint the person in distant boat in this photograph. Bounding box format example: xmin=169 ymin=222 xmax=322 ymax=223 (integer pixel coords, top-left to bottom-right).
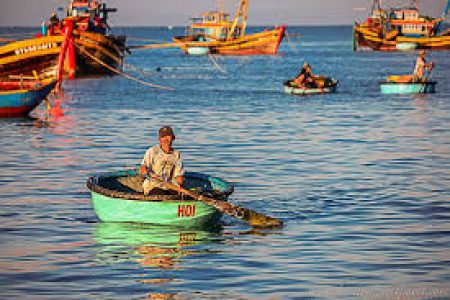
xmin=413 ymin=50 xmax=434 ymax=82
xmin=49 ymin=12 xmax=60 ymax=26
xmin=47 ymin=12 xmax=61 ymax=35
xmin=293 ymin=62 xmax=318 ymax=88
xmin=139 ymin=126 xmax=185 ymax=195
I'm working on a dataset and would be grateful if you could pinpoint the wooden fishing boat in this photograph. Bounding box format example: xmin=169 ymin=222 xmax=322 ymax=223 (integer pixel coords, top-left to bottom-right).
xmin=47 ymin=0 xmax=127 ymax=78
xmin=87 ymin=169 xmax=234 ymax=227
xmin=0 ymin=35 xmax=64 ymax=79
xmin=283 ymin=76 xmax=338 ymax=95
xmin=173 ymin=0 xmax=285 ymax=55
xmin=353 ymin=0 xmax=450 ymax=51
xmin=380 ymin=80 xmax=436 ymax=94
xmin=0 ymin=78 xmax=57 ymax=117
xmin=0 ymin=0 xmax=126 ymax=79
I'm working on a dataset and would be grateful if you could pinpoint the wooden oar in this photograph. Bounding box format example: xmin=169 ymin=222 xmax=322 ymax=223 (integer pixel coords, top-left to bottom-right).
xmin=152 ymin=176 xmax=283 ymax=228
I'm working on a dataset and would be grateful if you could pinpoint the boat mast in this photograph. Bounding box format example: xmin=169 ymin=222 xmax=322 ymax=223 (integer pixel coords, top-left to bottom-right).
xmin=226 ymin=0 xmax=248 ymax=40
xmin=217 ymin=0 xmax=224 ymax=15
xmin=370 ymin=0 xmax=382 ymax=18
xmin=444 ymin=0 xmax=450 ymax=17
xmin=437 ymin=0 xmax=450 ymax=32
xmin=372 ymin=0 xmax=381 ymax=13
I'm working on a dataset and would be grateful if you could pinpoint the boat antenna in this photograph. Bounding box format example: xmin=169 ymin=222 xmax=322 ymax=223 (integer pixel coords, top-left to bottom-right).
xmin=436 ymin=0 xmax=449 ymax=32
xmin=370 ymin=0 xmax=382 ymax=19
xmin=226 ymin=0 xmax=248 ymax=40
xmin=217 ymin=0 xmax=224 ymax=14
xmin=371 ymin=0 xmax=381 ymax=13
xmin=444 ymin=0 xmax=450 ymax=17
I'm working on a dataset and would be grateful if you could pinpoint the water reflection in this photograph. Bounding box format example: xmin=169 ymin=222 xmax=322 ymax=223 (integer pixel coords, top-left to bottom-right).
xmin=93 ymin=222 xmax=221 ymax=269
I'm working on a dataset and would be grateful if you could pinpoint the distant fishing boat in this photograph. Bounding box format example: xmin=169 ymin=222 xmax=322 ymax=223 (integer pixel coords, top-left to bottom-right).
xmin=173 ymin=0 xmax=285 ymax=55
xmin=87 ymin=169 xmax=234 ymax=227
xmin=283 ymin=76 xmax=338 ymax=95
xmin=353 ymin=0 xmax=450 ymax=51
xmin=0 ymin=78 xmax=57 ymax=117
xmin=0 ymin=0 xmax=127 ymax=79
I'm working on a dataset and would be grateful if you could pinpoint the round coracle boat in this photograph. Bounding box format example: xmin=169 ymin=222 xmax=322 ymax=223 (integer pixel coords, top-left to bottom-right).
xmin=284 ymin=76 xmax=338 ymax=95
xmin=380 ymin=75 xmax=437 ymax=94
xmin=87 ymin=169 xmax=234 ymax=227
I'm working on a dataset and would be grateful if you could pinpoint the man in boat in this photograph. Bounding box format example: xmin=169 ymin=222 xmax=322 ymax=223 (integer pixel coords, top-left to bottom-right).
xmin=293 ymin=62 xmax=319 ymax=88
xmin=49 ymin=12 xmax=60 ymax=26
xmin=139 ymin=126 xmax=185 ymax=195
xmin=47 ymin=12 xmax=61 ymax=35
xmin=413 ymin=50 xmax=434 ymax=82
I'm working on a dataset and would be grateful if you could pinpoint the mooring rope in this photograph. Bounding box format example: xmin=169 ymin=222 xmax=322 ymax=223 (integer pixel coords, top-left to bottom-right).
xmin=122 ymin=62 xmax=160 ymax=77
xmin=127 ymin=36 xmax=172 ymax=43
xmin=71 ymin=39 xmax=174 ymax=91
xmin=128 ymin=42 xmax=181 ymax=50
xmin=207 ymin=54 xmax=227 ymax=74
xmin=285 ymin=32 xmax=300 ymax=52
xmin=0 ymin=37 xmax=16 ymax=43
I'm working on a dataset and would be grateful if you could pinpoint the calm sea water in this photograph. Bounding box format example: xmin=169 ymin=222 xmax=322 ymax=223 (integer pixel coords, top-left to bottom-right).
xmin=1 ymin=26 xmax=450 ymax=299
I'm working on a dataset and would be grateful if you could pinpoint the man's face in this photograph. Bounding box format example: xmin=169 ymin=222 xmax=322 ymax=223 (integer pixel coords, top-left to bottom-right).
xmin=159 ymin=135 xmax=174 ymax=149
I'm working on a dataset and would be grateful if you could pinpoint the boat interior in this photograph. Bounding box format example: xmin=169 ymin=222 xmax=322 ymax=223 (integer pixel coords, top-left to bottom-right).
xmin=88 ymin=171 xmax=234 ymax=201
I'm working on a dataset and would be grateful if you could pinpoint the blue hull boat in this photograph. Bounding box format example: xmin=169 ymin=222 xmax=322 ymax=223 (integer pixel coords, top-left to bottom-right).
xmin=380 ymin=81 xmax=436 ymax=94
xmin=0 ymin=79 xmax=57 ymax=117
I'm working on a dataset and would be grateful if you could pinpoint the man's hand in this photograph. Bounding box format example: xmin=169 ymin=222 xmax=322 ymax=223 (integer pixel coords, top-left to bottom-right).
xmin=139 ymin=165 xmax=148 ymax=177
xmin=176 ymin=175 xmax=184 ymax=187
xmin=149 ymin=172 xmax=160 ymax=180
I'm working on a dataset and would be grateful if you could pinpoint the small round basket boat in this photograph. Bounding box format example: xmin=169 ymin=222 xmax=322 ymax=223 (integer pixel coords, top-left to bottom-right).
xmin=380 ymin=80 xmax=437 ymax=94
xmin=87 ymin=169 xmax=234 ymax=227
xmin=284 ymin=76 xmax=338 ymax=95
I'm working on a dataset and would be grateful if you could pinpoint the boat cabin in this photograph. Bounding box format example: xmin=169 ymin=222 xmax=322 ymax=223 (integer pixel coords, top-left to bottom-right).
xmin=61 ymin=0 xmax=117 ymax=34
xmin=363 ymin=4 xmax=439 ymax=37
xmin=388 ymin=8 xmax=437 ymax=36
xmin=68 ymin=0 xmax=99 ymax=17
xmin=190 ymin=11 xmax=242 ymax=41
xmin=391 ymin=8 xmax=419 ymax=21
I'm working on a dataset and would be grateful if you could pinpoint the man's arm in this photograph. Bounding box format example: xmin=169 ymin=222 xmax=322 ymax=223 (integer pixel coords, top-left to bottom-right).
xmin=139 ymin=147 xmax=154 ymax=176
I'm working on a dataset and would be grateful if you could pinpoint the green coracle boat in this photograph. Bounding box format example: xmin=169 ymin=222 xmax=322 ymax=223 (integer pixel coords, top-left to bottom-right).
xmin=380 ymin=71 xmax=437 ymax=94
xmin=87 ymin=169 xmax=234 ymax=227
xmin=380 ymin=81 xmax=437 ymax=94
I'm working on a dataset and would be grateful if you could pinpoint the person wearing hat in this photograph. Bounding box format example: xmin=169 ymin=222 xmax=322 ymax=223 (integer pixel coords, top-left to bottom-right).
xmin=413 ymin=50 xmax=434 ymax=82
xmin=139 ymin=126 xmax=185 ymax=195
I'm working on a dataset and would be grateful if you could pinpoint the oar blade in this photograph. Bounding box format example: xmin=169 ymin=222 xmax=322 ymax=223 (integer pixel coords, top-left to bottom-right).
xmin=156 ymin=176 xmax=283 ymax=228
xmin=243 ymin=209 xmax=283 ymax=228
xmin=200 ymin=196 xmax=283 ymax=228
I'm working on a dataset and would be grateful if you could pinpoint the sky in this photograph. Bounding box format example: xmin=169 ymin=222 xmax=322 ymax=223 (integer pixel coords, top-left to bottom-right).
xmin=0 ymin=0 xmax=447 ymax=27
